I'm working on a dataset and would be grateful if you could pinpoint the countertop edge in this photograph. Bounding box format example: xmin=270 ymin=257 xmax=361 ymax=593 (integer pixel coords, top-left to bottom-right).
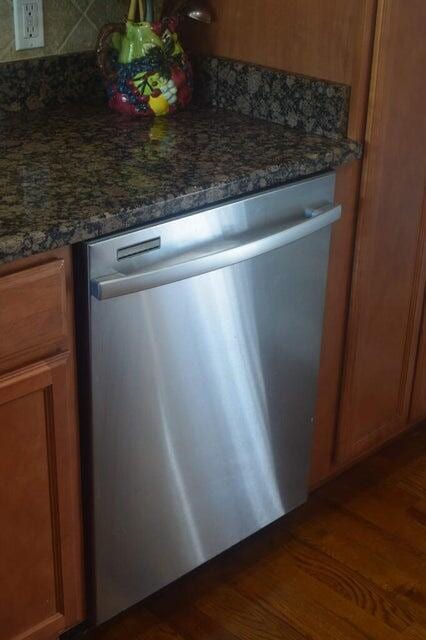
xmin=0 ymin=144 xmax=360 ymax=265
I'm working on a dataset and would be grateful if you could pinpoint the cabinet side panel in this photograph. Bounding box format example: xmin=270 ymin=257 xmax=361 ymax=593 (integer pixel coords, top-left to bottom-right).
xmin=337 ymin=0 xmax=426 ymax=462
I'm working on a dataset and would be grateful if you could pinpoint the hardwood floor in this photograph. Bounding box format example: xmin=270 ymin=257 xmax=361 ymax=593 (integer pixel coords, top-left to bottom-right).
xmin=83 ymin=425 xmax=426 ymax=640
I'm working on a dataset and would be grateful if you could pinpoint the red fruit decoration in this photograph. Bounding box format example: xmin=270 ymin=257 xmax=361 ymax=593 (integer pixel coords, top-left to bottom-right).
xmin=151 ymin=21 xmax=163 ymax=36
xmin=178 ymin=82 xmax=192 ymax=107
xmin=97 ymin=16 xmax=194 ymax=117
xmin=171 ymin=65 xmax=185 ymax=89
xmin=109 ymin=92 xmax=138 ymax=115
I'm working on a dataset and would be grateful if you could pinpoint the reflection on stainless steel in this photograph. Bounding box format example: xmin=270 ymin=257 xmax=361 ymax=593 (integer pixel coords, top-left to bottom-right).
xmin=86 ymin=173 xmax=340 ymax=624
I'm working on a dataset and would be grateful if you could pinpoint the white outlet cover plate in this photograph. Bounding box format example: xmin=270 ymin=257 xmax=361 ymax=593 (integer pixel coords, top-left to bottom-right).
xmin=13 ymin=0 xmax=44 ymax=51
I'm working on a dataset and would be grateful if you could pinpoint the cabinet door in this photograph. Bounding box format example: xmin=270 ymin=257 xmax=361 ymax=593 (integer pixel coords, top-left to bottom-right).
xmin=336 ymin=0 xmax=426 ymax=463
xmin=410 ymin=290 xmax=426 ymax=423
xmin=0 ymin=354 xmax=83 ymax=640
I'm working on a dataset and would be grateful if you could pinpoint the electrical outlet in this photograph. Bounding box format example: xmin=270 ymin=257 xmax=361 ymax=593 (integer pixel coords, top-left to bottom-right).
xmin=13 ymin=0 xmax=44 ymax=51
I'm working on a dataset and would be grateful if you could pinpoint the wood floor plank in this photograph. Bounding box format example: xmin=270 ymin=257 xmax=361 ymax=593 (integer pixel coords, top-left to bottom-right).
xmin=407 ymin=502 xmax=426 ymax=527
xmin=233 ymin=561 xmax=376 ymax=640
xmin=402 ymin=625 xmax=426 ymax=640
xmin=159 ymin=606 xmax=242 ymax=640
xmin=317 ymin=470 xmax=426 ymax=553
xmin=196 ymin=583 xmax=305 ymax=640
xmin=346 ymin=487 xmax=426 ymax=552
xmin=305 ymin=497 xmax=426 ymax=571
xmin=283 ymin=536 xmax=413 ymax=632
xmin=288 ymin=499 xmax=426 ymax=630
xmin=290 ymin=498 xmax=424 ymax=594
xmin=137 ymin=623 xmax=187 ymax=640
xmin=390 ymin=461 xmax=426 ymax=501
xmin=232 ymin=541 xmax=411 ymax=640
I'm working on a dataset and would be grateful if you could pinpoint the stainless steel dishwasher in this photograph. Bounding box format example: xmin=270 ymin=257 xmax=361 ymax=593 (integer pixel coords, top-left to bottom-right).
xmin=84 ymin=172 xmax=341 ymax=624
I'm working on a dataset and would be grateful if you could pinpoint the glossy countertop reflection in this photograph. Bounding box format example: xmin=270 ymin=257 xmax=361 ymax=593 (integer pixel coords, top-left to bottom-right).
xmin=0 ymin=104 xmax=361 ymax=263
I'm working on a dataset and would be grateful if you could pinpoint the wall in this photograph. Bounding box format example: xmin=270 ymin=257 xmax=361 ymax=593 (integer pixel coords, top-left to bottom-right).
xmin=0 ymin=0 xmax=163 ymax=62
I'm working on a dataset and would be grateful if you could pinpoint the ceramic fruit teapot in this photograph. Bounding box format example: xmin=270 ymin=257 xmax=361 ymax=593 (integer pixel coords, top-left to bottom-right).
xmin=96 ymin=0 xmax=196 ymax=117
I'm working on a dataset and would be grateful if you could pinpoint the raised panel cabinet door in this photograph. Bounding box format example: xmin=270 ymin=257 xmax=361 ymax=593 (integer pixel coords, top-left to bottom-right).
xmin=336 ymin=0 xmax=426 ymax=463
xmin=0 ymin=354 xmax=83 ymax=640
xmin=410 ymin=289 xmax=426 ymax=424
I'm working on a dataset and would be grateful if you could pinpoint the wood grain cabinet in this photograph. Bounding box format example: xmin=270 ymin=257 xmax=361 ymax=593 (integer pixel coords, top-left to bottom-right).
xmin=0 ymin=249 xmax=84 ymax=640
xmin=410 ymin=288 xmax=426 ymax=424
xmin=335 ymin=0 xmax=426 ymax=464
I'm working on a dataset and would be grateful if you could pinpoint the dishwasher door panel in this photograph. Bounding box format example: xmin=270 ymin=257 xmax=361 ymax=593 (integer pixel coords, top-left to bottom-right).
xmin=90 ymin=224 xmax=331 ymax=623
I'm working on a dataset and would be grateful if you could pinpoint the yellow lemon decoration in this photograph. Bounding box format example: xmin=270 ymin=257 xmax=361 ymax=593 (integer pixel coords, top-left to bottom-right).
xmin=148 ymin=94 xmax=170 ymax=116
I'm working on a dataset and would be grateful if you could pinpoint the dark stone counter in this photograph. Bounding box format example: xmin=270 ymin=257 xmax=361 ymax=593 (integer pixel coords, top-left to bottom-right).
xmin=0 ymin=103 xmax=361 ymax=263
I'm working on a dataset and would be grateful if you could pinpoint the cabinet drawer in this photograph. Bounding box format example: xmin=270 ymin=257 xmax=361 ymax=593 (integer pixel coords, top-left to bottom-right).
xmin=0 ymin=260 xmax=67 ymax=372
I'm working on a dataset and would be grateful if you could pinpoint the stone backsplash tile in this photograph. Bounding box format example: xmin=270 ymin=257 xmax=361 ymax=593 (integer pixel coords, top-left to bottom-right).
xmin=193 ymin=56 xmax=350 ymax=139
xmin=0 ymin=52 xmax=105 ymax=119
xmin=0 ymin=52 xmax=103 ymax=115
xmin=0 ymin=50 xmax=351 ymax=140
xmin=0 ymin=0 xmax=163 ymax=62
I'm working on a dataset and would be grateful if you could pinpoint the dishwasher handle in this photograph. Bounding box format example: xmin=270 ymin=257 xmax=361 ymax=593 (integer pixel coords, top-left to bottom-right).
xmin=91 ymin=203 xmax=341 ymax=300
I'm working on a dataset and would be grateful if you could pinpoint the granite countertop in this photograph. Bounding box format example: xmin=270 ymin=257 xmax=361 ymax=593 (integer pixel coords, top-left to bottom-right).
xmin=0 ymin=103 xmax=361 ymax=263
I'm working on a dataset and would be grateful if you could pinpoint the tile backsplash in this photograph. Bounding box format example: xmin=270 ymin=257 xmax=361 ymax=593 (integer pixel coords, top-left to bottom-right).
xmin=0 ymin=0 xmax=163 ymax=62
xmin=193 ymin=56 xmax=350 ymax=138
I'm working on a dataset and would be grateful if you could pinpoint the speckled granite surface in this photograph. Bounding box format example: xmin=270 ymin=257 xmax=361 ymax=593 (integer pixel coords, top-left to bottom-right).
xmin=193 ymin=56 xmax=350 ymax=138
xmin=0 ymin=104 xmax=361 ymax=263
xmin=0 ymin=51 xmax=350 ymax=139
xmin=0 ymin=52 xmax=104 ymax=116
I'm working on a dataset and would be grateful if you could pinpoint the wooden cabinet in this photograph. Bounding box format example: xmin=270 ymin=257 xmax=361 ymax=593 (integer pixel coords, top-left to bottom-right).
xmin=335 ymin=0 xmax=426 ymax=463
xmin=0 ymin=259 xmax=68 ymax=374
xmin=410 ymin=283 xmax=426 ymax=423
xmin=0 ymin=249 xmax=84 ymax=640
